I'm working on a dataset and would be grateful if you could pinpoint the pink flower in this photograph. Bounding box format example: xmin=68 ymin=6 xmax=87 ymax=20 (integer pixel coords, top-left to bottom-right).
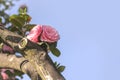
xmin=41 ymin=25 xmax=60 ymax=43
xmin=2 ymin=45 xmax=14 ymax=54
xmin=1 ymin=69 xmax=15 ymax=80
xmin=1 ymin=72 xmax=9 ymax=79
xmin=27 ymin=25 xmax=60 ymax=43
xmin=27 ymin=25 xmax=42 ymax=43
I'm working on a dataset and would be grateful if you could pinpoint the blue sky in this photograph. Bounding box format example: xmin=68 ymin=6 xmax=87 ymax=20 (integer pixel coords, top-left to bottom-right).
xmin=9 ymin=0 xmax=120 ymax=80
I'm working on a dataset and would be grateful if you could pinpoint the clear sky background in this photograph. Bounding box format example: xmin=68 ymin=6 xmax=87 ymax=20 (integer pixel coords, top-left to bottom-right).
xmin=9 ymin=0 xmax=120 ymax=80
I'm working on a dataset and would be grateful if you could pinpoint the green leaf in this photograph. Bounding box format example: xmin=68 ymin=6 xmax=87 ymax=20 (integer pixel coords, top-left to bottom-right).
xmin=19 ymin=8 xmax=23 ymax=14
xmin=19 ymin=14 xmax=31 ymax=23
xmin=50 ymin=47 xmax=61 ymax=57
xmin=24 ymin=8 xmax=27 ymax=13
xmin=57 ymin=66 xmax=65 ymax=73
xmin=9 ymin=14 xmax=25 ymax=28
xmin=54 ymin=61 xmax=57 ymax=66
xmin=49 ymin=42 xmax=61 ymax=57
xmin=18 ymin=6 xmax=27 ymax=14
xmin=49 ymin=42 xmax=57 ymax=48
xmin=54 ymin=62 xmax=65 ymax=73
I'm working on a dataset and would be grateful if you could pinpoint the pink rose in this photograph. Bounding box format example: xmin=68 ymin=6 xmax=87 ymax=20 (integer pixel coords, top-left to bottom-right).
xmin=27 ymin=25 xmax=60 ymax=43
xmin=40 ymin=25 xmax=60 ymax=43
xmin=1 ymin=72 xmax=9 ymax=79
xmin=1 ymin=69 xmax=15 ymax=80
xmin=2 ymin=45 xmax=14 ymax=54
xmin=27 ymin=25 xmax=42 ymax=43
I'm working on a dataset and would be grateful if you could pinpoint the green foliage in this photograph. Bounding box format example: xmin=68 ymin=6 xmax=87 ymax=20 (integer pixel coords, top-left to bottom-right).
xmin=50 ymin=47 xmax=61 ymax=57
xmin=49 ymin=42 xmax=61 ymax=57
xmin=19 ymin=8 xmax=27 ymax=14
xmin=0 ymin=0 xmax=18 ymax=25
xmin=8 ymin=6 xmax=32 ymax=36
xmin=9 ymin=14 xmax=26 ymax=28
xmin=57 ymin=66 xmax=65 ymax=73
xmin=18 ymin=6 xmax=31 ymax=23
xmin=54 ymin=62 xmax=65 ymax=73
xmin=9 ymin=7 xmax=31 ymax=29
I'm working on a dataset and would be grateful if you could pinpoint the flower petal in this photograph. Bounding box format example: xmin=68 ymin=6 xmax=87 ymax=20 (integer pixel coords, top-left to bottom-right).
xmin=41 ymin=25 xmax=60 ymax=43
xmin=27 ymin=25 xmax=42 ymax=43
